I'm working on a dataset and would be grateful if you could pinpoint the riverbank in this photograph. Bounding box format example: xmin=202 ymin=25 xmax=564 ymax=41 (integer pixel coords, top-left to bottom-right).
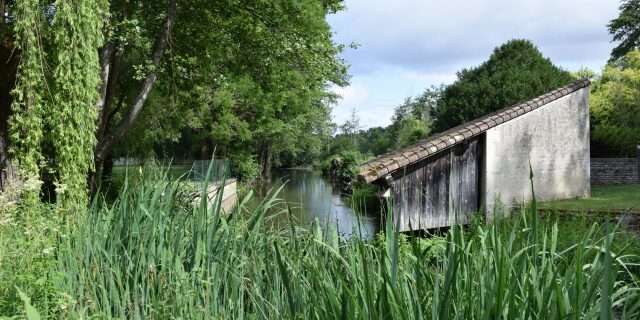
xmin=2 ymin=174 xmax=639 ymax=318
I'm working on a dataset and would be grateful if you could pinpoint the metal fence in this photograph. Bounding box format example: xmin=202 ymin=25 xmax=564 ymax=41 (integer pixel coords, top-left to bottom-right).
xmin=186 ymin=159 xmax=230 ymax=182
xmin=111 ymin=158 xmax=231 ymax=183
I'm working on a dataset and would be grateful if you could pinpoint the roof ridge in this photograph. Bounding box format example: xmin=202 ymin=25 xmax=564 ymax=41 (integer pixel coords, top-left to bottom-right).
xmin=359 ymin=79 xmax=591 ymax=183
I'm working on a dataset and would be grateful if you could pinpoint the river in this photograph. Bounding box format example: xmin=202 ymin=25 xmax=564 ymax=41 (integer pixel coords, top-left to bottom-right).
xmin=250 ymin=169 xmax=381 ymax=238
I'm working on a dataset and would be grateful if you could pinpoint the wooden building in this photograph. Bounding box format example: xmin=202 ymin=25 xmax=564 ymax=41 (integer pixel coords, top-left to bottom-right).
xmin=360 ymin=80 xmax=591 ymax=231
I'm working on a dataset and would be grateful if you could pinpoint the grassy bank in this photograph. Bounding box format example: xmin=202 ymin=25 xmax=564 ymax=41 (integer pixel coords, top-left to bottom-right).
xmin=1 ymin=174 xmax=640 ymax=318
xmin=539 ymin=184 xmax=640 ymax=213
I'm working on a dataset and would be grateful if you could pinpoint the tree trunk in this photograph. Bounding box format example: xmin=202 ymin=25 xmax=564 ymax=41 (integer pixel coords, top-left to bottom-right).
xmin=0 ymin=41 xmax=18 ymax=192
xmin=200 ymin=137 xmax=213 ymax=160
xmin=101 ymin=156 xmax=114 ymax=182
xmin=0 ymin=135 xmax=16 ymax=191
xmin=260 ymin=144 xmax=272 ymax=181
xmin=90 ymin=0 xmax=177 ymax=196
xmin=94 ymin=0 xmax=178 ymax=165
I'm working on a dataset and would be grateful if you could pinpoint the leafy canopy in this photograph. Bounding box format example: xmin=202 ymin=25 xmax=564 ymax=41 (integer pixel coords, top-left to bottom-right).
xmin=433 ymin=39 xmax=574 ymax=132
xmin=608 ymin=0 xmax=640 ymax=61
xmin=590 ymin=49 xmax=640 ymax=156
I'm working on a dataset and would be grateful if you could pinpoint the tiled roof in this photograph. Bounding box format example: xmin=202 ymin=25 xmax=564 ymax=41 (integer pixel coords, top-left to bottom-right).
xmin=359 ymin=79 xmax=591 ymax=183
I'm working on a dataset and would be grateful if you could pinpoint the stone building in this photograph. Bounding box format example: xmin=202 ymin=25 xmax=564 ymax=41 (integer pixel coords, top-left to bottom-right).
xmin=359 ymin=80 xmax=591 ymax=231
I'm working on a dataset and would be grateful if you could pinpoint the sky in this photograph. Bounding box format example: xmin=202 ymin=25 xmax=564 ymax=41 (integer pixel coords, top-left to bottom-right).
xmin=327 ymin=0 xmax=621 ymax=129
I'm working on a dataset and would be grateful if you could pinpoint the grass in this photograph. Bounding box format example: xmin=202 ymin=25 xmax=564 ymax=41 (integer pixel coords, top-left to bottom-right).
xmin=2 ymin=167 xmax=640 ymax=318
xmin=539 ymin=184 xmax=640 ymax=213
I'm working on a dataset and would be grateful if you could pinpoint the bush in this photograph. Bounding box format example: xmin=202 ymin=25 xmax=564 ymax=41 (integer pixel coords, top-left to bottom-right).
xmin=323 ymin=150 xmax=373 ymax=188
xmin=230 ymin=153 xmax=261 ymax=183
xmin=0 ymin=204 xmax=60 ymax=316
xmin=335 ymin=150 xmax=361 ymax=185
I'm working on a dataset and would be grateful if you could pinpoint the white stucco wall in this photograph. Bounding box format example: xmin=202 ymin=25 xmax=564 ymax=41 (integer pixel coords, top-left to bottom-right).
xmin=483 ymin=87 xmax=590 ymax=214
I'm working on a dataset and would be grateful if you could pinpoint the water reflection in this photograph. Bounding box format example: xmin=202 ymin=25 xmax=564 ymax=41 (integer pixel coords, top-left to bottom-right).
xmin=252 ymin=169 xmax=380 ymax=238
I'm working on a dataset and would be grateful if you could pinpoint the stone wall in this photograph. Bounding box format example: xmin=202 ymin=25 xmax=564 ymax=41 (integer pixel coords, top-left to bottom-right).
xmin=591 ymin=158 xmax=639 ymax=185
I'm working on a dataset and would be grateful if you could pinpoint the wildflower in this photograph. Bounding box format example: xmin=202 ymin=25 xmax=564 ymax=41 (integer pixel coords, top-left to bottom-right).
xmin=54 ymin=182 xmax=68 ymax=194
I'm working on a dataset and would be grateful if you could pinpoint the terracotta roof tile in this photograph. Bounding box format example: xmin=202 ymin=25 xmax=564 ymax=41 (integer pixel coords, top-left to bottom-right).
xmin=359 ymin=79 xmax=590 ymax=182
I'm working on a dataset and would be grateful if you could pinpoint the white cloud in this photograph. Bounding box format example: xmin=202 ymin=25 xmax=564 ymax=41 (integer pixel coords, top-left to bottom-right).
xmin=401 ymin=71 xmax=457 ymax=84
xmin=328 ymin=0 xmax=620 ymax=128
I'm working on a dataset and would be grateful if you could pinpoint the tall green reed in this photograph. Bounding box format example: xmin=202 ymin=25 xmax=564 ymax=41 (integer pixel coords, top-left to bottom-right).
xmin=19 ymin=164 xmax=640 ymax=318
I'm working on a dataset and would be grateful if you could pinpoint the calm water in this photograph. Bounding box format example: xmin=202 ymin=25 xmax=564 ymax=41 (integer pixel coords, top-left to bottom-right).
xmin=251 ymin=169 xmax=380 ymax=238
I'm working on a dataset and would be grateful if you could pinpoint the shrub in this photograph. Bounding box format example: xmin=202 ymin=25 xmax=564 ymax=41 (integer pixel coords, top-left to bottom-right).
xmin=0 ymin=204 xmax=60 ymax=316
xmin=230 ymin=153 xmax=261 ymax=183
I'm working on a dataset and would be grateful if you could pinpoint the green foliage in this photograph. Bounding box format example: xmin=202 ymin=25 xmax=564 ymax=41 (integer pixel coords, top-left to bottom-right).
xmin=388 ymin=85 xmax=440 ymax=148
xmin=333 ymin=150 xmax=367 ymax=186
xmin=539 ymin=184 xmax=640 ymax=213
xmin=150 ymin=0 xmax=347 ymax=177
xmin=590 ymin=50 xmax=640 ymax=156
xmin=2 ymin=171 xmax=640 ymax=318
xmin=0 ymin=204 xmax=60 ymax=316
xmin=395 ymin=117 xmax=430 ymax=148
xmin=433 ymin=39 xmax=574 ymax=132
xmin=6 ymin=0 xmax=348 ymax=200
xmin=230 ymin=152 xmax=262 ymax=183
xmin=348 ymin=182 xmax=380 ymax=214
xmin=9 ymin=0 xmax=108 ymax=209
xmin=9 ymin=0 xmax=48 ymax=206
xmin=608 ymin=0 xmax=640 ymax=61
xmin=50 ymin=0 xmax=108 ymax=208
xmin=357 ymin=126 xmax=392 ymax=156
xmin=16 ymin=288 xmax=42 ymax=320
xmin=392 ymin=86 xmax=441 ymax=125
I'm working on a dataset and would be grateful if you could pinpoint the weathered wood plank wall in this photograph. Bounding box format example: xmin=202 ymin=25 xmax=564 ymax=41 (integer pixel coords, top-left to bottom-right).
xmin=391 ymin=137 xmax=481 ymax=231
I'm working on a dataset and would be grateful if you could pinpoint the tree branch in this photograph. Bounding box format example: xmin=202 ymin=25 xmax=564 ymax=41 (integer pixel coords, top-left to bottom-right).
xmin=96 ymin=44 xmax=124 ymax=139
xmin=105 ymin=92 xmax=125 ymax=129
xmin=96 ymin=43 xmax=112 ymax=111
xmin=94 ymin=0 xmax=178 ymax=162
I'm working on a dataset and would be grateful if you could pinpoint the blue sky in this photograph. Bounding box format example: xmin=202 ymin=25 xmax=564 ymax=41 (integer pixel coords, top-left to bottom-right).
xmin=327 ymin=0 xmax=620 ymax=129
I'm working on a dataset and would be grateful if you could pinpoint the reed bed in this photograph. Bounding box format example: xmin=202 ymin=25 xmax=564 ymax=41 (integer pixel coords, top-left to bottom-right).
xmin=5 ymin=167 xmax=640 ymax=319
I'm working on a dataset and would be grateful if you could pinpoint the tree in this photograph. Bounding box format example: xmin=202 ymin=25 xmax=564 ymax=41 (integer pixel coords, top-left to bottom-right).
xmin=8 ymin=0 xmax=107 ymax=208
xmin=590 ymin=50 xmax=640 ymax=156
xmin=91 ymin=0 xmax=178 ymax=187
xmin=1 ymin=0 xmax=349 ymax=199
xmin=433 ymin=39 xmax=574 ymax=132
xmin=339 ymin=108 xmax=362 ymax=150
xmin=142 ymin=0 xmax=347 ymax=180
xmin=395 ymin=118 xmax=430 ymax=148
xmin=608 ymin=0 xmax=640 ymax=61
xmin=358 ymin=127 xmax=392 ymax=156
xmin=388 ymin=85 xmax=440 ymax=148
